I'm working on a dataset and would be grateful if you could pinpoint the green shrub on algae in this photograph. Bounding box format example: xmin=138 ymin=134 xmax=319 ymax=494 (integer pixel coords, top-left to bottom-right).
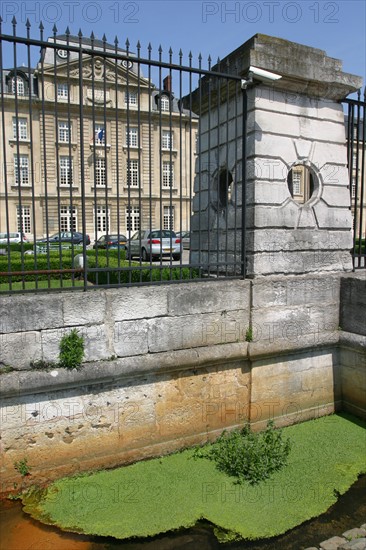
xmin=22 ymin=414 xmax=366 ymax=543
xmin=194 ymin=419 xmax=292 ymax=485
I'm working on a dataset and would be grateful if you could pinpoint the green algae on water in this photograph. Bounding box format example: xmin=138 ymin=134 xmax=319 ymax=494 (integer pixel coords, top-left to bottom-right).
xmin=22 ymin=414 xmax=366 ymax=542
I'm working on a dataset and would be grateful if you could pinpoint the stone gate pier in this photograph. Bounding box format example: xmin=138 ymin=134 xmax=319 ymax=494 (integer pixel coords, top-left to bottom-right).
xmin=190 ymin=34 xmax=362 ymax=276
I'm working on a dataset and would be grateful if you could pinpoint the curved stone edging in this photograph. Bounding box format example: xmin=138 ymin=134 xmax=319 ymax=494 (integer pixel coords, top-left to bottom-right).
xmin=305 ymin=525 xmax=366 ymax=550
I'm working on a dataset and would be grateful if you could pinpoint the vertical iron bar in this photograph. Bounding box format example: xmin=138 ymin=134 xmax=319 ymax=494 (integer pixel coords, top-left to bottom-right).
xmin=216 ymin=67 xmax=221 ymax=277
xmin=168 ymin=48 xmax=173 ymax=272
xmin=64 ymin=29 xmax=77 ymax=286
xmin=26 ymin=19 xmax=39 ymax=288
xmin=207 ymin=65 xmax=212 ymax=277
xmin=0 ymin=17 xmax=12 ymax=290
xmin=147 ymin=43 xmax=153 ymax=282
xmin=90 ymin=33 xmax=99 ymax=285
xmin=114 ymin=36 xmax=121 ymax=285
xmin=52 ymin=26 xmax=63 ymax=287
xmin=241 ymin=86 xmax=248 ymax=278
xmin=78 ymin=31 xmax=87 ymax=290
xmin=102 ymin=35 xmax=110 ymax=285
xmin=136 ymin=41 xmax=143 ymax=283
xmin=188 ymin=51 xmax=193 ymax=278
xmin=178 ymin=49 xmax=183 ymax=272
xmin=65 ymin=28 xmax=75 ymax=287
xmin=234 ymin=75 xmax=239 ymax=275
xmin=39 ymin=22 xmax=51 ymax=286
xmin=12 ymin=18 xmax=26 ymax=289
xmin=358 ymin=92 xmax=366 ymax=267
xmin=225 ymin=74 xmax=230 ymax=277
xmin=197 ymin=53 xmax=202 ymax=278
xmin=125 ymin=39 xmax=133 ymax=282
xmin=158 ymin=45 xmax=163 ymax=279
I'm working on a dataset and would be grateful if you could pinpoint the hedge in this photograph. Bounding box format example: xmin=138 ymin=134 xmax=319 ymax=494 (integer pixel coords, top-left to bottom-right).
xmin=87 ymin=254 xmax=199 ymax=285
xmin=0 ymin=251 xmax=75 ymax=283
xmin=0 ymin=249 xmax=198 ymax=285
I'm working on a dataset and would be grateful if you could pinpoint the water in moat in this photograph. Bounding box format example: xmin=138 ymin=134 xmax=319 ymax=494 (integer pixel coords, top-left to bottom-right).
xmin=1 ymin=476 xmax=365 ymax=550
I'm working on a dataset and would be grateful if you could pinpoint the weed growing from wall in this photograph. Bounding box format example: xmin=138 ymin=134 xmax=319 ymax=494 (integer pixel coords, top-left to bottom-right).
xmin=245 ymin=326 xmax=253 ymax=342
xmin=59 ymin=329 xmax=84 ymax=370
xmin=14 ymin=458 xmax=30 ymax=477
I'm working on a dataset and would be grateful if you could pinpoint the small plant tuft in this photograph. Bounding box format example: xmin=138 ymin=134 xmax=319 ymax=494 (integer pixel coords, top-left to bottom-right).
xmin=0 ymin=364 xmax=15 ymax=375
xmin=59 ymin=329 xmax=84 ymax=370
xmin=194 ymin=420 xmax=292 ymax=485
xmin=30 ymin=359 xmax=55 ymax=370
xmin=14 ymin=457 xmax=30 ymax=477
xmin=245 ymin=326 xmax=253 ymax=342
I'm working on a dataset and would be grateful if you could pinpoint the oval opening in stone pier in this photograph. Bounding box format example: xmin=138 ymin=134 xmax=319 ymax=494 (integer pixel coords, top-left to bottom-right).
xmin=287 ymin=164 xmax=317 ymax=205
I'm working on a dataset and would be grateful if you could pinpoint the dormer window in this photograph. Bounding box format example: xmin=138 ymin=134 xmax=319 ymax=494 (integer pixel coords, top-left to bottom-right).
xmin=160 ymin=94 xmax=170 ymax=112
xmin=11 ymin=76 xmax=25 ymax=96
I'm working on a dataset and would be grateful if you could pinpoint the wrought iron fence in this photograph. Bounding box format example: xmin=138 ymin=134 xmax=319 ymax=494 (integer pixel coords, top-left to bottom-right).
xmin=344 ymin=89 xmax=366 ymax=269
xmin=0 ymin=19 xmax=245 ymax=293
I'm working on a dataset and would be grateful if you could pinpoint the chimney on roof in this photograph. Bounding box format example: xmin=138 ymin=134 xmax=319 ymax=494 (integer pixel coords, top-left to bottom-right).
xmin=163 ymin=75 xmax=171 ymax=93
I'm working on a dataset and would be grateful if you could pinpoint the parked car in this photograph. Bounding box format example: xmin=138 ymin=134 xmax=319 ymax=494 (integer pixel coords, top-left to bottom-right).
xmin=37 ymin=231 xmax=90 ymax=245
xmin=176 ymin=231 xmax=190 ymax=249
xmin=0 ymin=232 xmax=28 ymax=244
xmin=93 ymin=234 xmax=127 ymax=250
xmin=126 ymin=229 xmax=182 ymax=261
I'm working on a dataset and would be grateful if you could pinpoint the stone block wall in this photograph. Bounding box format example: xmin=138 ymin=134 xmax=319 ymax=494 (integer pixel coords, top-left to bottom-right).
xmin=0 ymin=280 xmax=250 ymax=370
xmin=1 ymin=273 xmax=364 ymax=493
xmin=339 ymin=274 xmax=366 ymax=419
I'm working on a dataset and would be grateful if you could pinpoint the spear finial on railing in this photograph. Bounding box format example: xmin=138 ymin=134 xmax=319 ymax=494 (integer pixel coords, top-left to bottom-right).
xmin=39 ymin=21 xmax=44 ymax=41
xmin=12 ymin=16 xmax=17 ymax=35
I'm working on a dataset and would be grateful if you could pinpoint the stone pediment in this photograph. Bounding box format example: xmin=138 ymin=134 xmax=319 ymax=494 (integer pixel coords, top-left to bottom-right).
xmin=43 ymin=56 xmax=148 ymax=87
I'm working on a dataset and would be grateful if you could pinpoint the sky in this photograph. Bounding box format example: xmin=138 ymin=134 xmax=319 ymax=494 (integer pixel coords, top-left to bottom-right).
xmin=0 ymin=0 xmax=365 ymax=95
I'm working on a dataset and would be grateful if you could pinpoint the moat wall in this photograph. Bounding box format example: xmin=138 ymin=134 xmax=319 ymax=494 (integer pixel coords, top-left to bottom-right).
xmin=1 ymin=33 xmax=365 ymax=494
xmin=1 ymin=273 xmax=365 ymax=493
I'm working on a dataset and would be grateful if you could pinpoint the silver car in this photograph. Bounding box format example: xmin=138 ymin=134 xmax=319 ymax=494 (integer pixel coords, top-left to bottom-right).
xmin=0 ymin=231 xmax=28 ymax=244
xmin=126 ymin=229 xmax=182 ymax=261
xmin=176 ymin=231 xmax=190 ymax=249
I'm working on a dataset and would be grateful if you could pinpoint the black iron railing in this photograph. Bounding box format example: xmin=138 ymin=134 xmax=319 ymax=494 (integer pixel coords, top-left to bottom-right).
xmin=344 ymin=89 xmax=366 ymax=270
xmin=0 ymin=19 xmax=245 ymax=293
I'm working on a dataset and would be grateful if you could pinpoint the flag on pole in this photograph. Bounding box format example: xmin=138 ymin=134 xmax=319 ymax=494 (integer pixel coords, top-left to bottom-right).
xmin=96 ymin=128 xmax=104 ymax=142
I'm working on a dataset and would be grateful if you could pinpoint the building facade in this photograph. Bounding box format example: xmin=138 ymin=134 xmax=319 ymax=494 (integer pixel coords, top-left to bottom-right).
xmin=0 ymin=35 xmax=198 ymax=241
